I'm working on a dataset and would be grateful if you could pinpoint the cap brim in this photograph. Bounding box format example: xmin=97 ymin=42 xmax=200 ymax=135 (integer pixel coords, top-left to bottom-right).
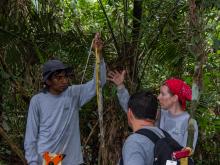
xmin=43 ymin=67 xmax=73 ymax=82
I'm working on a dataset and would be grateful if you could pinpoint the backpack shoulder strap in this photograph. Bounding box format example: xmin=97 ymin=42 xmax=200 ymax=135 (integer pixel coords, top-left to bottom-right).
xmin=135 ymin=128 xmax=160 ymax=144
xmin=160 ymin=129 xmax=171 ymax=138
xmin=161 ymin=129 xmax=184 ymax=149
xmin=119 ymin=129 xmax=160 ymax=165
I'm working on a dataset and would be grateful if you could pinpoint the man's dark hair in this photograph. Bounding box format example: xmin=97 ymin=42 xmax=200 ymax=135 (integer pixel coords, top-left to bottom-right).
xmin=41 ymin=70 xmax=70 ymax=93
xmin=128 ymin=91 xmax=158 ymax=120
xmin=47 ymin=69 xmax=69 ymax=80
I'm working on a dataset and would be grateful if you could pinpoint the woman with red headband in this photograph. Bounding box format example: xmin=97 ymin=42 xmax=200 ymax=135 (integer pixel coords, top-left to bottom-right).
xmin=108 ymin=70 xmax=198 ymax=150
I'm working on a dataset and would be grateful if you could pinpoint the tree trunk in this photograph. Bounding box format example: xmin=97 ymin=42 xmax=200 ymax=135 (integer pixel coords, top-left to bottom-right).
xmin=187 ymin=0 xmax=207 ymax=150
xmin=188 ymin=0 xmax=207 ymax=115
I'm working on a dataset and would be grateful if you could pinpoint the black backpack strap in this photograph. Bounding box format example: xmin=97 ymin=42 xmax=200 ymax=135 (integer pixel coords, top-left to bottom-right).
xmin=160 ymin=129 xmax=184 ymax=150
xmin=120 ymin=128 xmax=163 ymax=165
xmin=135 ymin=128 xmax=160 ymax=144
xmin=160 ymin=129 xmax=172 ymax=138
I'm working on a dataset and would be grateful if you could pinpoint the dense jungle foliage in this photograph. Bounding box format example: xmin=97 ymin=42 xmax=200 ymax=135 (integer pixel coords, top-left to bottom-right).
xmin=0 ymin=0 xmax=219 ymax=164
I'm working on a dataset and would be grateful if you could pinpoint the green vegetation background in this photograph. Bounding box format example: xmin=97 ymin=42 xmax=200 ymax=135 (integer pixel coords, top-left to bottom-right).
xmin=0 ymin=0 xmax=219 ymax=164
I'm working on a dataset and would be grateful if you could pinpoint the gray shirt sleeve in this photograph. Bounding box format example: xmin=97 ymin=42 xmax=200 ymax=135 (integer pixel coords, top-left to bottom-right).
xmin=122 ymin=131 xmax=156 ymax=165
xmin=24 ymin=97 xmax=40 ymax=165
xmin=117 ymin=85 xmax=130 ymax=113
xmin=73 ymin=59 xmax=106 ymax=107
xmin=122 ymin=140 xmax=146 ymax=165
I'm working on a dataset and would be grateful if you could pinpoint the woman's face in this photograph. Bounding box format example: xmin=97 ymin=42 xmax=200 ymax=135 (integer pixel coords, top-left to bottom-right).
xmin=157 ymin=85 xmax=175 ymax=110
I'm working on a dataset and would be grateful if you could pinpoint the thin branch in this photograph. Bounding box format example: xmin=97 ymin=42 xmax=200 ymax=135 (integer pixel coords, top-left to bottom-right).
xmin=0 ymin=27 xmax=30 ymax=44
xmin=83 ymin=121 xmax=99 ymax=148
xmin=83 ymin=109 xmax=109 ymax=148
xmin=0 ymin=54 xmax=31 ymax=103
xmin=97 ymin=0 xmax=120 ymax=56
xmin=123 ymin=0 xmax=128 ymax=43
xmin=0 ymin=127 xmax=27 ymax=165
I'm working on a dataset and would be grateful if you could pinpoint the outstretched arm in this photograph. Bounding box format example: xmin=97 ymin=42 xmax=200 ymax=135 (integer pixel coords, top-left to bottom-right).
xmin=72 ymin=33 xmax=106 ymax=107
xmin=108 ymin=70 xmax=130 ymax=113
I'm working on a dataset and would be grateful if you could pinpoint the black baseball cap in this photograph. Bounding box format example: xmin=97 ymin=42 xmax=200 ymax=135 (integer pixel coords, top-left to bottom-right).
xmin=42 ymin=59 xmax=72 ymax=82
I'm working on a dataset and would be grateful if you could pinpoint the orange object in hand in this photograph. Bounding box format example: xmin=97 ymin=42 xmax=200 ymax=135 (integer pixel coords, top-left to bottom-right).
xmin=43 ymin=152 xmax=65 ymax=165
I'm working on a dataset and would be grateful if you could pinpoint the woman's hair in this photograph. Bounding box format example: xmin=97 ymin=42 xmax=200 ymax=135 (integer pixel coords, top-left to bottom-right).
xmin=164 ymin=78 xmax=192 ymax=110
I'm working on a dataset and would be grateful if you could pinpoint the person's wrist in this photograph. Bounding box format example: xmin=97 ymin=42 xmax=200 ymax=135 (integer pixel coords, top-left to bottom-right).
xmin=117 ymin=84 xmax=125 ymax=90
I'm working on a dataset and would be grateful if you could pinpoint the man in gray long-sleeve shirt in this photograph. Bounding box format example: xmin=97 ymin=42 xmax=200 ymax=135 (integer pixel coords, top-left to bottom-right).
xmin=119 ymin=91 xmax=164 ymax=165
xmin=24 ymin=34 xmax=106 ymax=165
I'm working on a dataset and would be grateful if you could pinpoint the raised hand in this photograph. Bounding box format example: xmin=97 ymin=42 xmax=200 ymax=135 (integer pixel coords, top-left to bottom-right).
xmin=108 ymin=70 xmax=126 ymax=87
xmin=92 ymin=32 xmax=103 ymax=54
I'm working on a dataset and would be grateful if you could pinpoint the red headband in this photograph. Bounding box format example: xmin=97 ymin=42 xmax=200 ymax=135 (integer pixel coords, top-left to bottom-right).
xmin=165 ymin=78 xmax=192 ymax=110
